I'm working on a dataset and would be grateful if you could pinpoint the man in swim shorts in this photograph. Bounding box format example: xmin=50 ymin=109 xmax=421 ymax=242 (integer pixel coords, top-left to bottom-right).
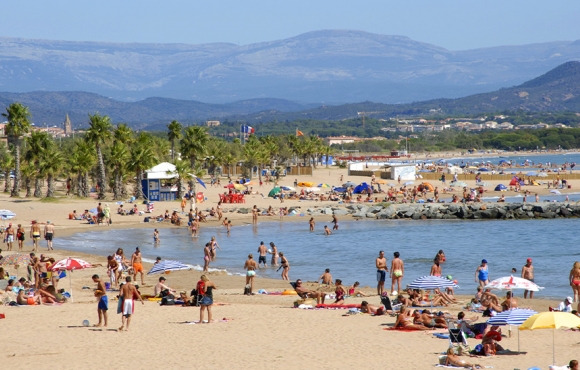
xmin=521 ymin=258 xmax=535 ymax=299
xmin=390 ymin=251 xmax=404 ymax=295
xmin=131 ymin=247 xmax=144 ymax=285
xmin=92 ymin=274 xmax=108 ymax=327
xmin=119 ymin=276 xmax=143 ymax=331
xmin=257 ymin=241 xmax=267 ymax=268
xmin=44 ymin=221 xmax=55 ymax=251
xmin=376 ymin=251 xmax=388 ymax=296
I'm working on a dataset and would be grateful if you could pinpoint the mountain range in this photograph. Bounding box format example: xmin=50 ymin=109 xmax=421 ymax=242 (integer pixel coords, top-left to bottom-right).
xmin=1 ymin=61 xmax=579 ymax=129
xmin=1 ymin=30 xmax=580 ymax=105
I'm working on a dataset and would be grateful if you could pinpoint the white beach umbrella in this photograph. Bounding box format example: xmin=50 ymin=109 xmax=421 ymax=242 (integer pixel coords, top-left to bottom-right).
xmin=484 ymin=276 xmax=543 ymax=292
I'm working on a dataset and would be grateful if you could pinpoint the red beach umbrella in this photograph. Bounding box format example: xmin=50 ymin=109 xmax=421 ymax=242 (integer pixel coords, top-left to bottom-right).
xmin=51 ymin=257 xmax=92 ymax=302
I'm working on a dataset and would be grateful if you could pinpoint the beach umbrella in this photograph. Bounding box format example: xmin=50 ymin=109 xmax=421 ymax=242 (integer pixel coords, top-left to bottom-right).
xmin=280 ymin=186 xmax=295 ymax=192
xmin=233 ymin=184 xmax=245 ymax=191
xmin=298 ymin=182 xmax=315 ymax=187
xmin=550 ymin=190 xmax=561 ymax=195
xmin=486 ymin=308 xmax=537 ymax=352
xmin=519 ymin=312 xmax=580 ymax=364
xmin=526 ymin=171 xmax=537 ymax=176
xmin=244 ymin=181 xmax=256 ymax=186
xmin=403 ymin=181 xmax=414 ymax=186
xmin=332 ymin=187 xmax=347 ymax=193
xmin=375 ymin=179 xmax=387 ymax=185
xmin=268 ymin=187 xmax=281 ymax=197
xmin=450 ymin=181 xmax=467 ymax=187
xmin=147 ymin=260 xmax=190 ymax=275
xmin=224 ymin=184 xmax=235 ymax=189
xmin=478 ymin=168 xmax=489 ymax=172
xmin=537 ymin=172 xmax=548 ymax=177
xmin=0 ymin=210 xmax=16 ymax=220
xmin=485 ymin=275 xmax=543 ymax=292
xmin=494 ymin=184 xmax=507 ymax=191
xmin=388 ymin=183 xmax=397 ymax=187
xmin=89 ymin=208 xmax=98 ymax=214
xmin=407 ymin=276 xmax=459 ymax=290
xmin=343 ymin=181 xmax=357 ymax=187
xmin=317 ymin=183 xmax=331 ymax=188
xmin=50 ymin=257 xmax=92 ymax=303
xmin=304 ymin=187 xmax=320 ymax=192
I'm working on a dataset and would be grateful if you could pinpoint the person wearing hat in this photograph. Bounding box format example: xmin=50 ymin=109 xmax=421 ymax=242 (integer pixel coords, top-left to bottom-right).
xmin=556 ymin=297 xmax=573 ymax=313
xmin=154 ymin=276 xmax=175 ymax=297
xmin=475 ymin=259 xmax=489 ymax=287
xmin=521 ymin=258 xmax=535 ymax=299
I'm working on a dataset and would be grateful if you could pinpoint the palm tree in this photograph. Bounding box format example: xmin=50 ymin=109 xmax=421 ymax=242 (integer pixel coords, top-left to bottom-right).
xmin=39 ymin=142 xmax=64 ymax=198
xmin=128 ymin=133 xmax=158 ymax=199
xmin=69 ymin=140 xmax=96 ymax=197
xmin=167 ymin=159 xmax=193 ymax=199
xmin=0 ymin=143 xmax=13 ymax=193
xmin=85 ymin=113 xmax=113 ymax=199
xmin=20 ymin=162 xmax=36 ymax=197
xmin=25 ymin=131 xmax=51 ymax=197
xmin=180 ymin=126 xmax=208 ymax=188
xmin=2 ymin=102 xmax=32 ymax=196
xmin=113 ymin=123 xmax=133 ymax=145
xmin=167 ymin=120 xmax=183 ymax=161
xmin=108 ymin=141 xmax=130 ymax=200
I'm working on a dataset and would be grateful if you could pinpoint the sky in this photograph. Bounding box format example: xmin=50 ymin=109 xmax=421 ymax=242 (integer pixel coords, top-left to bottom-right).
xmin=2 ymin=0 xmax=579 ymax=50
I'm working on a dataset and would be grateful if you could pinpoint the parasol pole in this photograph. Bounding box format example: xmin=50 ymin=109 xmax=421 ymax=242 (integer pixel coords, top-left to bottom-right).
xmin=69 ymin=269 xmax=73 ymax=303
xmin=552 ymin=327 xmax=555 ymax=365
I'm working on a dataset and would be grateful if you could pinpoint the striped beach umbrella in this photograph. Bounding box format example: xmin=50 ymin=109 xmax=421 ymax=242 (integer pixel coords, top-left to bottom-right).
xmin=147 ymin=260 xmax=190 ymax=275
xmin=407 ymin=276 xmax=458 ymax=290
xmin=487 ymin=308 xmax=537 ymax=353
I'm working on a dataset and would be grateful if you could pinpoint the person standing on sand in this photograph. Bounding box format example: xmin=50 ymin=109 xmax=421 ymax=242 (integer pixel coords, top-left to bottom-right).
xmin=92 ymin=274 xmax=108 ymax=327
xmin=244 ymin=254 xmax=257 ymax=295
xmin=309 ymin=217 xmax=315 ymax=231
xmin=521 ymin=258 xmax=535 ymax=299
xmin=390 ymin=252 xmax=404 ymax=294
xmin=16 ymin=224 xmax=25 ymax=252
xmin=118 ymin=276 xmax=144 ymax=331
xmin=376 ymin=251 xmax=388 ymax=296
xmin=269 ymin=242 xmax=278 ymax=266
xmin=131 ymin=247 xmax=144 ymax=286
xmin=279 ymin=252 xmax=289 ymax=280
xmin=257 ymin=241 xmax=268 ymax=268
xmin=252 ymin=205 xmax=258 ymax=224
xmin=29 ymin=222 xmax=40 ymax=252
xmin=5 ymin=223 xmax=15 ymax=251
xmin=44 ymin=221 xmax=55 ymax=251
xmin=475 ymin=259 xmax=490 ymax=287
xmin=199 ymin=275 xmax=217 ymax=323
xmin=331 ymin=215 xmax=339 ymax=231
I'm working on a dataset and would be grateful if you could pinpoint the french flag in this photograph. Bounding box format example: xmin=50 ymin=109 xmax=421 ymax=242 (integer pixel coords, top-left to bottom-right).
xmin=241 ymin=125 xmax=255 ymax=134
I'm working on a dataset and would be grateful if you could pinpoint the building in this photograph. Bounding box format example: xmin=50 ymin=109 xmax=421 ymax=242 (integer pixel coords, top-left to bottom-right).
xmin=206 ymin=120 xmax=220 ymax=127
xmin=63 ymin=114 xmax=72 ymax=136
xmin=326 ymin=136 xmax=358 ymax=145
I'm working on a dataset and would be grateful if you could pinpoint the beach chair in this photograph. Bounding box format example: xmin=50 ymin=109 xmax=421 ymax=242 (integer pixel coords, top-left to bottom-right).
xmin=448 ymin=328 xmax=471 ymax=355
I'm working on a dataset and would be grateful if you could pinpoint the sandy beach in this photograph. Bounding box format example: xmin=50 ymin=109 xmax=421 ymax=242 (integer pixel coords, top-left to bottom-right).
xmin=1 ymin=158 xmax=580 ymax=369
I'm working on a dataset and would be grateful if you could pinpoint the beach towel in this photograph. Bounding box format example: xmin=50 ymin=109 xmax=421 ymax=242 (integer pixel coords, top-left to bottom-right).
xmin=435 ymin=366 xmax=492 ymax=369
xmin=383 ymin=327 xmax=426 ymax=332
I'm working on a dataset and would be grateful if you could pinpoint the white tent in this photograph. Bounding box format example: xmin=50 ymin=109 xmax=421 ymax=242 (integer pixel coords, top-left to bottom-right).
xmin=144 ymin=162 xmax=177 ymax=180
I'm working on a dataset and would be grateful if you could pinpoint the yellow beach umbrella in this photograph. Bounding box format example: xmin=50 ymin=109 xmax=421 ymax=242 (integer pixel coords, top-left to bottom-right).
xmin=376 ymin=179 xmax=387 ymax=185
xmin=233 ymin=184 xmax=245 ymax=191
xmin=519 ymin=312 xmax=580 ymax=364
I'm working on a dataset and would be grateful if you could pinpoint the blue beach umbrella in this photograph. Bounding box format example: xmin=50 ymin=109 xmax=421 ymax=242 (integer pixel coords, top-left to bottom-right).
xmin=408 ymin=276 xmax=458 ymax=290
xmin=147 ymin=260 xmax=190 ymax=275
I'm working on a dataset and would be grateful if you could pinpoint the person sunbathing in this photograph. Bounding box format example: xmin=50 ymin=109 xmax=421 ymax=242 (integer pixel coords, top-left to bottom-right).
xmin=444 ymin=348 xmax=482 ymax=369
xmin=37 ymin=284 xmax=57 ymax=304
xmin=16 ymin=289 xmax=42 ymax=305
xmin=412 ymin=295 xmax=447 ymax=307
xmin=433 ymin=288 xmax=458 ymax=304
xmin=360 ymin=301 xmax=390 ymax=315
xmin=348 ymin=281 xmax=367 ymax=297
xmin=395 ymin=306 xmax=431 ymax=330
xmin=333 ymin=279 xmax=347 ymax=305
xmin=293 ymin=279 xmax=326 ymax=304
xmin=481 ymin=325 xmax=504 ymax=356
xmin=413 ymin=310 xmax=447 ymax=328
xmin=500 ymin=291 xmax=518 ymax=310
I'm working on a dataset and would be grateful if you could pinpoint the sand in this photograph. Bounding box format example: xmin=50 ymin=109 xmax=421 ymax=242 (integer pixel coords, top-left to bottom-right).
xmin=1 ymin=159 xmax=580 ymax=369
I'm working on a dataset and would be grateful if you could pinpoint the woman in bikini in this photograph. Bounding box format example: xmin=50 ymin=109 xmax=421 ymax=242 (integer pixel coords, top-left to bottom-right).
xmin=209 ymin=236 xmax=221 ymax=261
xmin=279 ymin=252 xmax=289 ymax=280
xmin=269 ymin=242 xmax=278 ymax=267
xmin=113 ymin=248 xmax=128 ymax=283
xmin=394 ymin=306 xmax=431 ymax=330
xmin=569 ymin=261 xmax=580 ymax=303
xmin=334 ymin=279 xmax=347 ymax=305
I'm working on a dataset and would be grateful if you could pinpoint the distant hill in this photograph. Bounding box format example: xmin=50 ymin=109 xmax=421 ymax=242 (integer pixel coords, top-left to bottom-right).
xmin=1 ymin=30 xmax=580 ymax=104
xmin=0 ymin=91 xmax=308 ymax=127
xmin=1 ymin=62 xmax=579 ymax=128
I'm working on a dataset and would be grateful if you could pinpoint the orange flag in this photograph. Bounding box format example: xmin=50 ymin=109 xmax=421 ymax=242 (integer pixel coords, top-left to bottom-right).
xmin=296 ymin=129 xmax=304 ymax=137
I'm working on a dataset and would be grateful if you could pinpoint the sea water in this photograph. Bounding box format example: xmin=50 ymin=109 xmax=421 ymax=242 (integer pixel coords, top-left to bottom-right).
xmin=57 ymin=218 xmax=580 ymax=299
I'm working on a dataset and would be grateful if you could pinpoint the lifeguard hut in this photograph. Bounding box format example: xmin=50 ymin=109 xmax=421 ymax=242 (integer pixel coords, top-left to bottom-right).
xmin=141 ymin=162 xmax=181 ymax=202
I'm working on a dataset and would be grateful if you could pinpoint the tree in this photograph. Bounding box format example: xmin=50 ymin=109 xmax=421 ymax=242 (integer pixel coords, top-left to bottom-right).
xmin=108 ymin=141 xmax=130 ymax=200
xmin=25 ymin=131 xmax=51 ymax=197
xmin=167 ymin=120 xmax=183 ymax=161
xmin=69 ymin=141 xmax=96 ymax=197
xmin=20 ymin=162 xmax=35 ymax=197
xmin=85 ymin=113 xmax=113 ymax=199
xmin=39 ymin=142 xmax=64 ymax=198
xmin=128 ymin=133 xmax=158 ymax=199
xmin=167 ymin=159 xmax=193 ymax=199
xmin=0 ymin=143 xmax=13 ymax=193
xmin=2 ymin=102 xmax=32 ymax=196
xmin=180 ymin=126 xmax=208 ymax=187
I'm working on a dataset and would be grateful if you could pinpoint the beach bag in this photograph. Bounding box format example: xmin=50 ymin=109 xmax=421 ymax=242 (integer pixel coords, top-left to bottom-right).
xmin=190 ymin=289 xmax=199 ymax=306
xmin=293 ymin=298 xmax=315 ymax=307
xmin=243 ymin=285 xmax=252 ymax=295
xmin=161 ymin=294 xmax=175 ymax=306
xmin=143 ymin=217 xmax=150 ymax=223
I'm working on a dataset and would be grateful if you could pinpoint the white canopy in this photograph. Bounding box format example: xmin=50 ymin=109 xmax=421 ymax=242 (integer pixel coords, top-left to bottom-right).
xmin=144 ymin=162 xmax=177 ymax=180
